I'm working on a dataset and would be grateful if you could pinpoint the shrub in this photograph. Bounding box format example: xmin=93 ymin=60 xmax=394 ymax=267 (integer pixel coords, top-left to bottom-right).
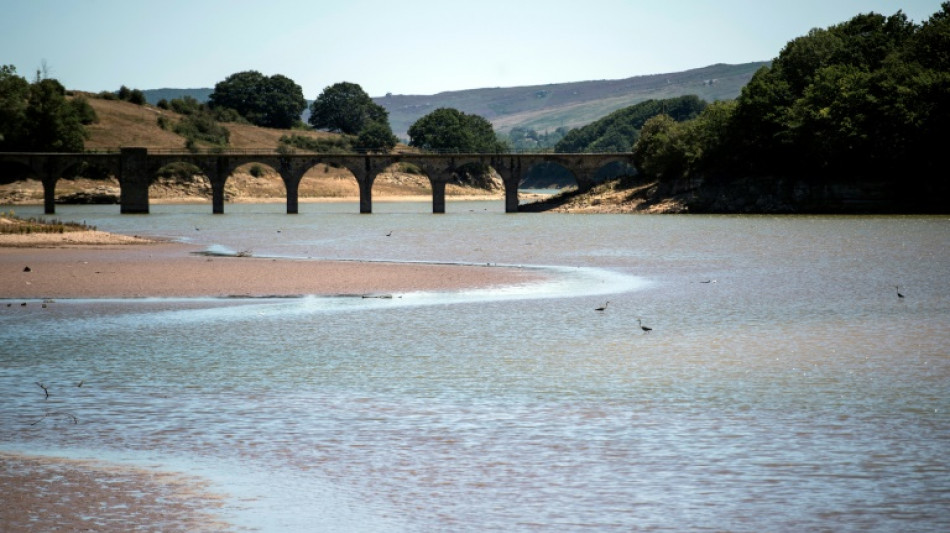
xmin=128 ymin=89 xmax=146 ymax=105
xmin=278 ymin=134 xmax=353 ymax=153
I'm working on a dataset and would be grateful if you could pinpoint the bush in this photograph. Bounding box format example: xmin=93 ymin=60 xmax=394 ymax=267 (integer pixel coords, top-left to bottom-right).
xmin=169 ymin=96 xmax=203 ymax=115
xmin=249 ymin=164 xmax=265 ymax=178
xmin=278 ymin=134 xmax=354 ymax=153
xmin=174 ymin=111 xmax=230 ymax=147
xmin=129 ymin=89 xmax=146 ymax=105
xmin=156 ymin=98 xmax=170 ymax=110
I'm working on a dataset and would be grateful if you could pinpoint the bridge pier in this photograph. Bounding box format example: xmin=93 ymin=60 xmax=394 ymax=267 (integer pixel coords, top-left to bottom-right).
xmin=119 ymin=148 xmax=150 ymax=214
xmin=285 ymin=179 xmax=299 ymax=214
xmin=42 ymin=178 xmax=56 ymax=215
xmin=431 ymin=180 xmax=446 ymax=213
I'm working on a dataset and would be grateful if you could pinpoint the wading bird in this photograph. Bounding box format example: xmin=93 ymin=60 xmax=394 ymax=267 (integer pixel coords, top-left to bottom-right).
xmin=896 ymin=285 xmax=905 ymax=298
xmin=595 ymin=301 xmax=609 ymax=311
xmin=637 ymin=318 xmax=652 ymax=333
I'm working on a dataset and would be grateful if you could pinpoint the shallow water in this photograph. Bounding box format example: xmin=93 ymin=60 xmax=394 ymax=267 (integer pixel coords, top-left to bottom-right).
xmin=2 ymin=202 xmax=949 ymax=531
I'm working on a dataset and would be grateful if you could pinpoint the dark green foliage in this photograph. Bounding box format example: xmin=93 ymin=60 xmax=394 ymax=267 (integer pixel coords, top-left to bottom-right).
xmin=249 ymin=164 xmax=265 ymax=178
xmin=633 ymin=3 xmax=950 ymax=204
xmin=278 ymin=134 xmax=354 ymax=153
xmin=309 ymin=81 xmax=389 ymax=135
xmin=128 ymin=89 xmax=146 ymax=105
xmin=114 ymin=86 xmax=147 ymax=105
xmin=173 ymin=109 xmax=230 ymax=148
xmin=69 ymin=96 xmax=98 ymax=125
xmin=156 ymin=98 xmax=170 ymax=110
xmin=407 ymin=108 xmax=507 ymax=153
xmin=0 ymin=65 xmax=30 ymax=147
xmin=169 ymin=95 xmax=204 ymax=115
xmin=1 ymin=66 xmax=91 ymax=152
xmin=23 ymin=78 xmax=87 ymax=152
xmin=356 ymin=121 xmax=398 ymax=153
xmin=208 ymin=71 xmax=306 ymax=129
xmin=555 ymin=96 xmax=707 ymax=153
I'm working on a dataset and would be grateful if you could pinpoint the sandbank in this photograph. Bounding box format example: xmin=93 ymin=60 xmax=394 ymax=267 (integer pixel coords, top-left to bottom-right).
xmin=0 ymin=452 xmax=230 ymax=532
xmin=0 ymin=240 xmax=538 ymax=300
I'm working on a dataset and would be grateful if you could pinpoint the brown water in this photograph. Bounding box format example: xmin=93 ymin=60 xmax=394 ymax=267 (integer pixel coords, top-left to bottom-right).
xmin=1 ymin=203 xmax=948 ymax=531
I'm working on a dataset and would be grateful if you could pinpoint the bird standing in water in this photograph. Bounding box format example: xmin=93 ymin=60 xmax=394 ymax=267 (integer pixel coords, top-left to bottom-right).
xmin=595 ymin=301 xmax=609 ymax=311
xmin=637 ymin=318 xmax=652 ymax=333
xmin=896 ymin=285 xmax=905 ymax=299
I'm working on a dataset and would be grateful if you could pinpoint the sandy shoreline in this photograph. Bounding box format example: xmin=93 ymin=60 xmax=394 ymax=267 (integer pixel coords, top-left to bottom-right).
xmin=0 ymin=242 xmax=538 ymax=299
xmin=0 ymin=452 xmax=231 ymax=532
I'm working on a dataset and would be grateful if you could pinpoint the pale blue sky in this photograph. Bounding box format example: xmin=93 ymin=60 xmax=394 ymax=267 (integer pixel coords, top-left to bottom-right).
xmin=1 ymin=0 xmax=943 ymax=98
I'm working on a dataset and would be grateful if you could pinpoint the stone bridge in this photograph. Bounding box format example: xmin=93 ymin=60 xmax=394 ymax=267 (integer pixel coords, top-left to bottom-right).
xmin=0 ymin=148 xmax=635 ymax=214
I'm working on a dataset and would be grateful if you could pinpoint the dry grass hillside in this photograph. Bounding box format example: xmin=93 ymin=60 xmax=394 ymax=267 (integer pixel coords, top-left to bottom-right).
xmin=0 ymin=96 xmax=502 ymax=205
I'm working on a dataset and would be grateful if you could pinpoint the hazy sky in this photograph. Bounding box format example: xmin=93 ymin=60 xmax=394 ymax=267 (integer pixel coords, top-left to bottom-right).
xmin=1 ymin=0 xmax=943 ymax=97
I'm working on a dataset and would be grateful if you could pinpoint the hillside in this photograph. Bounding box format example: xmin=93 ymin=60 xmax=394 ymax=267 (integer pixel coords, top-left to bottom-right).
xmin=376 ymin=62 xmax=766 ymax=138
xmin=0 ymin=97 xmax=500 ymax=205
xmin=142 ymin=62 xmax=766 ymax=140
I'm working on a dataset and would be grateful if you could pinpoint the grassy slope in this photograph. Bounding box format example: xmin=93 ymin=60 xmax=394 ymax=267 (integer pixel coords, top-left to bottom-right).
xmin=0 ymin=97 xmax=497 ymax=203
xmin=377 ymin=62 xmax=766 ymax=138
xmin=82 ymin=96 xmax=340 ymax=151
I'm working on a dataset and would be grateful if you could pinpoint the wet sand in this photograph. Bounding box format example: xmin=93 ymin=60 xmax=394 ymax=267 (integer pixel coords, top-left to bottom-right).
xmin=1 ymin=242 xmax=539 ymax=300
xmin=0 ymin=452 xmax=231 ymax=532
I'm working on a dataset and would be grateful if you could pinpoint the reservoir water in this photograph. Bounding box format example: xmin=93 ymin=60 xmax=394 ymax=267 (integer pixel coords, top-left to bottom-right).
xmin=2 ymin=202 xmax=949 ymax=531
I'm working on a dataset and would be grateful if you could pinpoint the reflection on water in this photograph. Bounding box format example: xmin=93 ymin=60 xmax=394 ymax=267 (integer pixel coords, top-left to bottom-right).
xmin=1 ymin=203 xmax=949 ymax=532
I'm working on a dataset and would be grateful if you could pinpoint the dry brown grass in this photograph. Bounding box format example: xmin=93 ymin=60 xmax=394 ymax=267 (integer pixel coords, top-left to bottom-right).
xmin=0 ymin=97 xmax=502 ymax=204
xmin=81 ymin=95 xmax=344 ymax=151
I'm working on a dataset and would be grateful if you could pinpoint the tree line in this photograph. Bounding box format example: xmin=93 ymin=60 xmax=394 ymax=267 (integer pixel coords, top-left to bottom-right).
xmin=631 ymin=4 xmax=949 ymax=190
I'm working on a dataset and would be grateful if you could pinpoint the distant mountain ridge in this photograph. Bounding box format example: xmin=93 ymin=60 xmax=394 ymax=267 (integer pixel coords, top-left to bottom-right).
xmin=144 ymin=62 xmax=767 ymax=140
xmin=375 ymin=62 xmax=767 ymax=138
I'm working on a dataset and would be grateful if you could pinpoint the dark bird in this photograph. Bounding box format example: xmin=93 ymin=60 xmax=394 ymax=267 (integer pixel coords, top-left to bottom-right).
xmin=896 ymin=285 xmax=905 ymax=299
xmin=23 ymin=266 xmax=31 ymax=272
xmin=637 ymin=318 xmax=652 ymax=333
xmin=386 ymin=230 xmax=393 ymax=237
xmin=595 ymin=301 xmax=610 ymax=311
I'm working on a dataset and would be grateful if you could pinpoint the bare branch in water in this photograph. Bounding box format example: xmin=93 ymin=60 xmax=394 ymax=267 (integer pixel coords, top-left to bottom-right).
xmin=35 ymin=382 xmax=49 ymax=399
xmin=31 ymin=411 xmax=78 ymax=425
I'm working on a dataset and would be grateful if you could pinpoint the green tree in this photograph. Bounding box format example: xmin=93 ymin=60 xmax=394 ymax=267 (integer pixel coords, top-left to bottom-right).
xmin=407 ymin=107 xmax=506 ymax=153
xmin=208 ymin=70 xmax=306 ymax=129
xmin=356 ymin=120 xmax=398 ymax=153
xmin=0 ymin=65 xmax=30 ymax=148
xmin=555 ymin=96 xmax=706 ymax=153
xmin=23 ymin=78 xmax=87 ymax=152
xmin=308 ymin=81 xmax=389 ymax=135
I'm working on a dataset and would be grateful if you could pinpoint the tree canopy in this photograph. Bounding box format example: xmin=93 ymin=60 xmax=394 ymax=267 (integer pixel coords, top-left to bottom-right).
xmin=308 ymin=82 xmax=397 ymax=152
xmin=0 ymin=66 xmax=95 ymax=152
xmin=555 ymin=96 xmax=707 ymax=153
xmin=208 ymin=70 xmax=306 ymax=129
xmin=633 ymin=4 xmax=950 ymax=190
xmin=309 ymin=82 xmax=388 ymax=135
xmin=407 ymin=107 xmax=506 ymax=153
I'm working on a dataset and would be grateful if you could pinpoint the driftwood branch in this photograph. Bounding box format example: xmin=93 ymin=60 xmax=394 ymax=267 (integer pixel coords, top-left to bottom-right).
xmin=35 ymin=382 xmax=49 ymax=399
xmin=31 ymin=411 xmax=78 ymax=425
